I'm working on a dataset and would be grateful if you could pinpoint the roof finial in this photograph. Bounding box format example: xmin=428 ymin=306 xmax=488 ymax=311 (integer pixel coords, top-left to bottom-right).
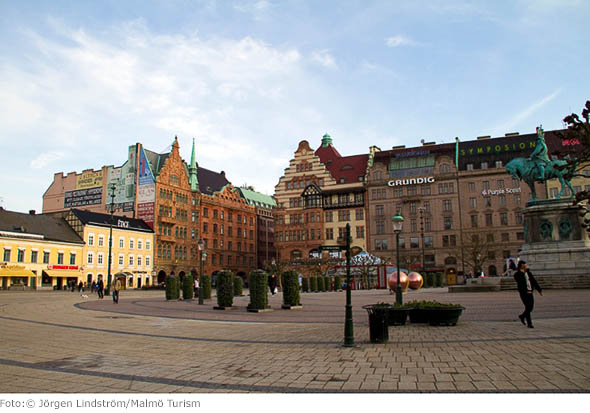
xmin=321 ymin=132 xmax=333 ymax=147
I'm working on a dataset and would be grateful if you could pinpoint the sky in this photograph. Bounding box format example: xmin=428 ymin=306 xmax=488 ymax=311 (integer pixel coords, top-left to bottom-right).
xmin=1 ymin=0 xmax=589 ymax=213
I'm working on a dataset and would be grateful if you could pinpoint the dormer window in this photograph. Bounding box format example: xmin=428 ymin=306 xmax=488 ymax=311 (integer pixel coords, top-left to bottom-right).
xmin=339 ymin=178 xmax=345 ymax=183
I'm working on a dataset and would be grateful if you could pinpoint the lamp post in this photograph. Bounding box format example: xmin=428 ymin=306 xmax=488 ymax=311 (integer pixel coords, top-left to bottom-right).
xmin=343 ymin=223 xmax=354 ymax=347
xmin=198 ymin=239 xmax=206 ymax=305
xmin=105 ymin=183 xmax=116 ymax=296
xmin=392 ymin=213 xmax=404 ymax=306
xmin=419 ymin=207 xmax=425 ymax=272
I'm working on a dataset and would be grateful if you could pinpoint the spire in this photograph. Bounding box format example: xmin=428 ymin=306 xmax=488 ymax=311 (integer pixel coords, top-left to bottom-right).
xmin=189 ymin=138 xmax=199 ymax=192
xmin=321 ymin=133 xmax=333 ymax=147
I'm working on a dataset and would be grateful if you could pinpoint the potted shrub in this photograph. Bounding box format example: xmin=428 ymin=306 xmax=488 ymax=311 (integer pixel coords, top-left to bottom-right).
xmin=247 ymin=270 xmax=271 ymax=312
xmin=182 ymin=273 xmax=194 ymax=300
xmin=234 ymin=276 xmax=244 ymax=297
xmin=310 ymin=276 xmax=318 ymax=292
xmin=214 ymin=270 xmax=234 ymax=310
xmin=334 ymin=276 xmax=343 ymax=292
xmin=317 ymin=276 xmax=325 ymax=292
xmin=201 ymin=274 xmax=211 ymax=300
xmin=324 ymin=276 xmax=330 ymax=292
xmin=362 ymin=303 xmax=390 ymax=343
xmin=406 ymin=300 xmax=465 ymax=326
xmin=301 ymin=277 xmax=309 ymax=293
xmin=165 ymin=275 xmax=179 ymax=300
xmin=281 ymin=270 xmax=302 ymax=309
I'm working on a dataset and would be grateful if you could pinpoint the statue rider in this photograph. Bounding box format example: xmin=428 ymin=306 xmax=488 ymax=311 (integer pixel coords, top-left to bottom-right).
xmin=529 ymin=125 xmax=551 ymax=181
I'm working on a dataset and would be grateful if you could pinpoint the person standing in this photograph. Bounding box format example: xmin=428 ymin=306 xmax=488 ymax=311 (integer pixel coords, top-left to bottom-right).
xmin=268 ymin=273 xmax=277 ymax=295
xmin=112 ymin=277 xmax=121 ymax=304
xmin=96 ymin=276 xmax=104 ymax=299
xmin=513 ymin=261 xmax=542 ymax=328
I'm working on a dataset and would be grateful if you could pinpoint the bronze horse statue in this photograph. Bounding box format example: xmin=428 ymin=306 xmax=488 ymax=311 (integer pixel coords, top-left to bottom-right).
xmin=505 ymin=157 xmax=577 ymax=201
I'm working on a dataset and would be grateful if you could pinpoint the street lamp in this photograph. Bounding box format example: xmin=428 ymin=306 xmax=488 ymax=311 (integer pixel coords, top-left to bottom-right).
xmin=343 ymin=223 xmax=354 ymax=347
xmin=105 ymin=183 xmax=116 ymax=296
xmin=392 ymin=213 xmax=404 ymax=306
xmin=419 ymin=207 xmax=425 ymax=272
xmin=197 ymin=238 xmax=206 ymax=305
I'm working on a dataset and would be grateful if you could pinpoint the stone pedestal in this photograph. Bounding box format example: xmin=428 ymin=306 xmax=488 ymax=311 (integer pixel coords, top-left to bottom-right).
xmin=519 ymin=199 xmax=590 ymax=285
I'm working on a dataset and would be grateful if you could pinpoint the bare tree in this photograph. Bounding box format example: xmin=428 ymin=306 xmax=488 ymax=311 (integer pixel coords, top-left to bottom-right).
xmin=461 ymin=232 xmax=495 ymax=276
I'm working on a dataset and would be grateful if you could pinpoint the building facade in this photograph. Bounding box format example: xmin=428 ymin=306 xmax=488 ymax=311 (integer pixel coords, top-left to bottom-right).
xmin=0 ymin=208 xmax=84 ymax=289
xmin=63 ymin=209 xmax=154 ymax=289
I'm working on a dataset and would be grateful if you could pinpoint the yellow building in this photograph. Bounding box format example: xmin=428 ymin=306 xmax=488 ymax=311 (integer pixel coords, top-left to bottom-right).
xmin=546 ymin=163 xmax=590 ymax=200
xmin=63 ymin=209 xmax=155 ymax=289
xmin=0 ymin=208 xmax=84 ymax=290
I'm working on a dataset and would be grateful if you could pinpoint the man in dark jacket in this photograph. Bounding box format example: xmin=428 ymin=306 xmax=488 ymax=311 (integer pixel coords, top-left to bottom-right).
xmin=513 ymin=261 xmax=542 ymax=328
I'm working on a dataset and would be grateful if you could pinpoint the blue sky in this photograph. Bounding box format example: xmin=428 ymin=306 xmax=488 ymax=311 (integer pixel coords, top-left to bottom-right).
xmin=1 ymin=0 xmax=589 ymax=213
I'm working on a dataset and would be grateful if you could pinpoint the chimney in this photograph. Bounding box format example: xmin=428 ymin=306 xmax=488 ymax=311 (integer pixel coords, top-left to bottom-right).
xmin=29 ymin=210 xmax=36 ymax=215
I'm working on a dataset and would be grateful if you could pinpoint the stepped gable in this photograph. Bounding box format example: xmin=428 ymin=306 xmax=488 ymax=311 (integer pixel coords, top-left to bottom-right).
xmin=0 ymin=209 xmax=84 ymax=244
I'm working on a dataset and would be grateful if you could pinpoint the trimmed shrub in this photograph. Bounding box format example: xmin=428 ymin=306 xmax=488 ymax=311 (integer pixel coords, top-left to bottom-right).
xmin=234 ymin=276 xmax=244 ymax=297
xmin=310 ymin=276 xmax=318 ymax=292
xmin=165 ymin=275 xmax=180 ymax=300
xmin=201 ymin=274 xmax=212 ymax=299
xmin=248 ymin=270 xmax=268 ymax=310
xmin=182 ymin=273 xmax=194 ymax=300
xmin=317 ymin=276 xmax=325 ymax=292
xmin=281 ymin=270 xmax=301 ymax=307
xmin=216 ymin=270 xmax=234 ymax=308
xmin=324 ymin=276 xmax=330 ymax=292
xmin=334 ymin=276 xmax=343 ymax=291
xmin=435 ymin=272 xmax=443 ymax=287
xmin=301 ymin=277 xmax=309 ymax=292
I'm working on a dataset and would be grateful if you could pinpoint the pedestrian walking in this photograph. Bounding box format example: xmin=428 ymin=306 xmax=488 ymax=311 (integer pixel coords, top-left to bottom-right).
xmin=91 ymin=281 xmax=96 ymax=293
xmin=194 ymin=277 xmax=199 ymax=297
xmin=513 ymin=261 xmax=542 ymax=328
xmin=78 ymin=281 xmax=83 ymax=292
xmin=268 ymin=273 xmax=277 ymax=295
xmin=96 ymin=276 xmax=104 ymax=299
xmin=112 ymin=277 xmax=121 ymax=304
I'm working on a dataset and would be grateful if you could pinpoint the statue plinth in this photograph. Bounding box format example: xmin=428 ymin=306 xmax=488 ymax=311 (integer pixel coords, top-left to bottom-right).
xmin=519 ymin=199 xmax=590 ymax=287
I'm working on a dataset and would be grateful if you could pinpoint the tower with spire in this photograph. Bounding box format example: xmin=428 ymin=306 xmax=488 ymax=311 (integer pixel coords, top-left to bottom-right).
xmin=189 ymin=138 xmax=199 ymax=192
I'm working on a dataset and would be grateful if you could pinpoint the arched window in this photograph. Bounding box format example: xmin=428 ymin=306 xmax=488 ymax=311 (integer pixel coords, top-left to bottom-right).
xmin=444 ymin=256 xmax=457 ymax=265
xmin=440 ymin=163 xmax=451 ymax=173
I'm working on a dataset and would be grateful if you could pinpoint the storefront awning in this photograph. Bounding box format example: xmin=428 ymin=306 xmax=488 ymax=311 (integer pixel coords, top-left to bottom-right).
xmin=0 ymin=268 xmax=36 ymax=277
xmin=43 ymin=269 xmax=82 ymax=278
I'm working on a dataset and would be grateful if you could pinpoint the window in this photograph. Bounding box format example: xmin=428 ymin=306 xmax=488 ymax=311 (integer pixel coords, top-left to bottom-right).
xmin=98 ymin=236 xmax=104 ymax=247
xmin=97 ymin=253 xmax=103 ymax=265
xmin=3 ymin=248 xmax=11 ymax=262
xmin=500 ymin=212 xmax=508 ymax=225
xmin=421 ymin=185 xmax=431 ymax=196
xmin=515 ymin=194 xmax=521 ymax=205
xmin=410 ymin=237 xmax=419 ymax=248
xmin=440 ymin=163 xmax=451 ymax=173
xmin=495 ymin=161 xmax=503 ymax=168
xmin=375 ymin=239 xmax=388 ymax=251
xmin=17 ymin=249 xmax=24 ymax=263
xmin=87 ymin=253 xmax=93 ymax=264
xmin=499 ymin=195 xmax=506 ymax=206
xmin=409 ymin=202 xmax=417 ymax=214
xmin=43 ymin=251 xmax=50 ymax=264
xmin=129 ymin=255 xmax=134 ymax=266
xmin=411 ymin=219 xmax=417 ymax=232
xmin=424 ymin=236 xmax=433 ymax=248
xmin=119 ymin=238 xmax=124 ymax=248
xmin=325 ymin=211 xmax=333 ymax=222
xmin=137 ymin=240 xmax=142 ymax=250
xmin=375 ymin=205 xmax=384 ymax=216
xmin=487 ymin=233 xmax=494 ymax=243
xmin=501 ymin=233 xmax=509 ymax=242
xmin=467 ymin=164 xmax=474 ymax=171
xmin=407 ymin=185 xmax=417 ymax=196
xmin=497 ymin=179 xmax=505 ymax=188
xmin=483 ymin=181 xmax=490 ymax=190
xmin=356 ymin=209 xmax=364 ymax=220
xmin=145 ymin=256 xmax=150 ymax=267
xmin=549 ymin=188 xmax=559 ymax=198
xmin=469 ymin=198 xmax=477 ymax=209
xmin=57 ymin=253 xmax=64 ymax=265
xmin=356 ymin=226 xmax=365 ymax=239
xmin=438 ymin=182 xmax=454 ymax=194
xmin=69 ymin=253 xmax=76 ymax=265
xmin=203 ymin=208 xmax=208 ymax=217
xmin=213 ymin=209 xmax=218 ymax=219
xmin=469 ymin=182 xmax=476 ymax=192
xmin=423 ymin=201 xmax=430 ymax=213
xmin=486 ymin=214 xmax=493 ymax=226
xmin=481 ymin=162 xmax=488 ymax=170
xmin=443 ymin=199 xmax=452 ymax=212
xmin=326 ymin=228 xmax=334 ymax=240
xmin=137 ymin=256 xmax=142 ymax=267
xmin=376 ymin=220 xmax=385 ymax=235
xmin=31 ymin=250 xmax=38 ymax=263
xmin=516 ymin=232 xmax=524 ymax=240
xmin=515 ymin=212 xmax=523 ymax=225
xmin=119 ymin=255 xmax=124 ymax=266
xmin=129 ymin=239 xmax=134 ymax=249
xmin=471 ymin=215 xmax=478 ymax=228
xmin=146 ymin=241 xmax=150 ymax=250
xmin=88 ymin=234 xmax=94 ymax=246
xmin=425 ymin=217 xmax=431 ymax=232
xmin=443 ymin=216 xmax=452 ymax=230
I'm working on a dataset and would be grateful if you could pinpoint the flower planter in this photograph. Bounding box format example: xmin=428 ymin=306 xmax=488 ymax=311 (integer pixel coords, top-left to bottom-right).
xmin=388 ymin=307 xmax=409 ymax=326
xmin=427 ymin=307 xmax=465 ymax=326
xmin=409 ymin=308 xmax=430 ymax=324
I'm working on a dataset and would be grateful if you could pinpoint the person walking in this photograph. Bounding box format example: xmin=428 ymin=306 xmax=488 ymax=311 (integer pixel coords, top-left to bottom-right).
xmin=513 ymin=261 xmax=542 ymax=328
xmin=268 ymin=273 xmax=277 ymax=295
xmin=96 ymin=276 xmax=104 ymax=299
xmin=112 ymin=276 xmax=121 ymax=304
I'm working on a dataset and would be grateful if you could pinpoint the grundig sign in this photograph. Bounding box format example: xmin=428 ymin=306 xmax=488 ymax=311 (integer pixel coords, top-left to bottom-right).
xmin=387 ymin=177 xmax=435 ymax=187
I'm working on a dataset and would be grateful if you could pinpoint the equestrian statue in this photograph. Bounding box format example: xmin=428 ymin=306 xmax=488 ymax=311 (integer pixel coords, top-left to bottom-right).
xmin=505 ymin=125 xmax=577 ymax=201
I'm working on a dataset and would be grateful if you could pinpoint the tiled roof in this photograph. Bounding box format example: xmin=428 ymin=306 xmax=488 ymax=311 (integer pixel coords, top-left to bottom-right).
xmin=315 ymin=145 xmax=368 ymax=184
xmin=70 ymin=209 xmax=153 ymax=232
xmin=198 ymin=167 xmax=230 ymax=195
xmin=0 ymin=209 xmax=84 ymax=244
xmin=143 ymin=149 xmax=170 ymax=177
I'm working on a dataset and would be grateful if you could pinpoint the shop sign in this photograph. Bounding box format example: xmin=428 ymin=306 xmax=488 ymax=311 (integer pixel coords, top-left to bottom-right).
xmin=395 ymin=150 xmax=430 ymax=158
xmin=64 ymin=187 xmax=103 ymax=208
xmin=76 ymin=170 xmax=103 ymax=190
xmin=48 ymin=265 xmax=79 ymax=270
xmin=460 ymin=139 xmax=536 ymax=157
xmin=387 ymin=176 xmax=435 ymax=187
xmin=481 ymin=188 xmax=521 ymax=196
xmin=117 ymin=219 xmax=130 ymax=228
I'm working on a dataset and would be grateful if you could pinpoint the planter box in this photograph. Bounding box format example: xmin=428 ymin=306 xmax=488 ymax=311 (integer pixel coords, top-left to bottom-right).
xmin=409 ymin=308 xmax=430 ymax=324
xmin=427 ymin=307 xmax=464 ymax=326
xmin=388 ymin=308 xmax=409 ymax=326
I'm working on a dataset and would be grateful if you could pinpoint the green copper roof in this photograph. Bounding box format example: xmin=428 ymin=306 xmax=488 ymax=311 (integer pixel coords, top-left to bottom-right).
xmin=189 ymin=138 xmax=199 ymax=191
xmin=237 ymin=187 xmax=277 ymax=209
xmin=321 ymin=133 xmax=333 ymax=147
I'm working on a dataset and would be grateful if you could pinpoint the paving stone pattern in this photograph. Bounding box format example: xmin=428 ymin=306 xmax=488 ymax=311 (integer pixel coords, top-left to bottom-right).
xmin=0 ymin=288 xmax=589 ymax=393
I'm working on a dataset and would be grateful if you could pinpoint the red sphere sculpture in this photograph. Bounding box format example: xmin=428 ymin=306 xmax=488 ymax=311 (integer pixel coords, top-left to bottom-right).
xmin=408 ymin=272 xmax=424 ymax=290
xmin=388 ymin=271 xmax=409 ymax=291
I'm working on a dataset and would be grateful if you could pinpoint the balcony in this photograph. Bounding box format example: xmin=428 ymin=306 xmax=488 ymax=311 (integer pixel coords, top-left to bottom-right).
xmin=158 ymin=215 xmax=176 ymax=224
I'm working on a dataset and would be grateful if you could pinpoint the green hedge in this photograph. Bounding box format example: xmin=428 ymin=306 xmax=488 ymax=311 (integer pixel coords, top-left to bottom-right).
xmin=301 ymin=277 xmax=309 ymax=292
xmin=165 ymin=275 xmax=179 ymax=300
xmin=334 ymin=276 xmax=342 ymax=291
xmin=317 ymin=276 xmax=325 ymax=292
xmin=182 ymin=273 xmax=194 ymax=300
xmin=201 ymin=274 xmax=211 ymax=299
xmin=216 ymin=270 xmax=234 ymax=308
xmin=310 ymin=276 xmax=318 ymax=292
xmin=281 ymin=271 xmax=301 ymax=306
xmin=234 ymin=276 xmax=244 ymax=297
xmin=248 ymin=270 xmax=268 ymax=310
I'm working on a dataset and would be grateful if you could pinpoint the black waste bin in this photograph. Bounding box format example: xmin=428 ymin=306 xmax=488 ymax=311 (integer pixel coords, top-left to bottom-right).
xmin=363 ymin=305 xmax=390 ymax=343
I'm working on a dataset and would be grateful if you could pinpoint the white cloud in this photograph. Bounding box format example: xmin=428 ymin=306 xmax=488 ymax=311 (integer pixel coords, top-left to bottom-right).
xmin=385 ymin=34 xmax=417 ymax=48
xmin=311 ymin=50 xmax=337 ymax=69
xmin=493 ymin=89 xmax=562 ymax=133
xmin=29 ymin=151 xmax=66 ymax=169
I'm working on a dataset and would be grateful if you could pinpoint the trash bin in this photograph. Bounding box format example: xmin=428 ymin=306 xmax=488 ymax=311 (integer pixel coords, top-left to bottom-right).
xmin=363 ymin=305 xmax=390 ymax=343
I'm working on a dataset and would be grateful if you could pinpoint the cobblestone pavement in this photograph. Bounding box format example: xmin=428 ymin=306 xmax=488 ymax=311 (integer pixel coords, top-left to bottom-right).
xmin=1 ymin=288 xmax=589 ymax=393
